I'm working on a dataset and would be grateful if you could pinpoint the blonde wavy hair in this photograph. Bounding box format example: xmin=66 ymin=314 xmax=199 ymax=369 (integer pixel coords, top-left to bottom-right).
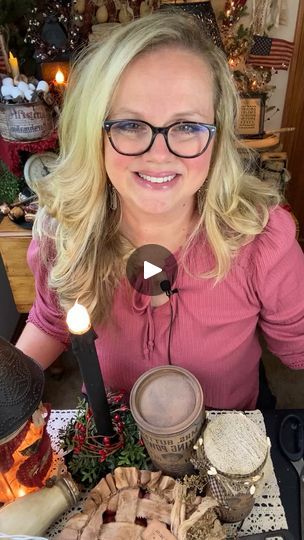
xmin=34 ymin=11 xmax=281 ymax=324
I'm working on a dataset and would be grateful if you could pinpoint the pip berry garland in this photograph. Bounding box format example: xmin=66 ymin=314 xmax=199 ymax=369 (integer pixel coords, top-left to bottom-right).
xmin=59 ymin=391 xmax=151 ymax=488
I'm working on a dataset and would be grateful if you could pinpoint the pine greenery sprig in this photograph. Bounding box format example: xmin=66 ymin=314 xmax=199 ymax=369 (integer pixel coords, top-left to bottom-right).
xmin=0 ymin=161 xmax=21 ymax=204
xmin=59 ymin=393 xmax=151 ymax=488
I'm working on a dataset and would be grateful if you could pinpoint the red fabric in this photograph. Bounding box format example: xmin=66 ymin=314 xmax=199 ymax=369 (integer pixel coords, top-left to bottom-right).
xmin=0 ymin=131 xmax=58 ymax=176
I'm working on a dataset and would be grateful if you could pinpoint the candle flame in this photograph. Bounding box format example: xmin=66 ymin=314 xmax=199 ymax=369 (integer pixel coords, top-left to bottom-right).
xmin=66 ymin=302 xmax=91 ymax=334
xmin=9 ymin=51 xmax=17 ymax=62
xmin=55 ymin=68 xmax=65 ymax=85
xmin=8 ymin=51 xmax=19 ymax=78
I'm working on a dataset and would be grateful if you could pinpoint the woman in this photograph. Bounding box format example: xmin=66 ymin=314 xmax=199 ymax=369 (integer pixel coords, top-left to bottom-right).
xmin=17 ymin=12 xmax=304 ymax=409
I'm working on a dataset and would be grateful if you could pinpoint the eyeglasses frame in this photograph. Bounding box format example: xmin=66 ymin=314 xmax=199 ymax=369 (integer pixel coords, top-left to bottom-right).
xmin=103 ymin=119 xmax=217 ymax=158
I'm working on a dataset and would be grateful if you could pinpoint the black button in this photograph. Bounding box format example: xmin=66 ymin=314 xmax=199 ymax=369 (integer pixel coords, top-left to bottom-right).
xmin=126 ymin=244 xmax=178 ymax=296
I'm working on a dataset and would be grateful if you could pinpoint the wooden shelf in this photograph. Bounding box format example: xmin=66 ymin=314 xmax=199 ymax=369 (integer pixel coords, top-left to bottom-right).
xmin=0 ymin=217 xmax=34 ymax=313
xmin=237 ymin=134 xmax=280 ymax=151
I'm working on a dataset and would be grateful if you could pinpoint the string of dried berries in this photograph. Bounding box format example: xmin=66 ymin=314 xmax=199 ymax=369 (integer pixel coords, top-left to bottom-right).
xmin=59 ymin=391 xmax=151 ymax=488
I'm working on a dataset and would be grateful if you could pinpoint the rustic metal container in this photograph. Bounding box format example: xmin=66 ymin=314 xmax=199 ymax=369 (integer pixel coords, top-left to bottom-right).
xmin=0 ymin=336 xmax=44 ymax=440
xmin=0 ymin=102 xmax=53 ymax=141
xmin=130 ymin=365 xmax=205 ymax=477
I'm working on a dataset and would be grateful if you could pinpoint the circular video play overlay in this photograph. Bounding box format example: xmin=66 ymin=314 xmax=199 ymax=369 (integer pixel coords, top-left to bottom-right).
xmin=126 ymin=244 xmax=178 ymax=296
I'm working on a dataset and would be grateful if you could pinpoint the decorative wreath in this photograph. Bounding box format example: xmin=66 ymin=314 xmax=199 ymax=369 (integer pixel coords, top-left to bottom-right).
xmin=59 ymin=392 xmax=151 ymax=488
xmin=25 ymin=2 xmax=82 ymax=62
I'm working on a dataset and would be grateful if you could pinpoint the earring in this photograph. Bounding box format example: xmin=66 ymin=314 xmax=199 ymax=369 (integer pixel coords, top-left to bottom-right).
xmin=109 ymin=183 xmax=118 ymax=211
xmin=197 ymin=186 xmax=205 ymax=215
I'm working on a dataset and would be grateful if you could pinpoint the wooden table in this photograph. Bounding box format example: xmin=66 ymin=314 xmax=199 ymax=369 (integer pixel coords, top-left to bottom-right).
xmin=0 ymin=216 xmax=34 ymax=312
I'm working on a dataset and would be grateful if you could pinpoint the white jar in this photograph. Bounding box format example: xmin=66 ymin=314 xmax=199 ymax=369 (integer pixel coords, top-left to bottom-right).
xmin=0 ymin=475 xmax=79 ymax=536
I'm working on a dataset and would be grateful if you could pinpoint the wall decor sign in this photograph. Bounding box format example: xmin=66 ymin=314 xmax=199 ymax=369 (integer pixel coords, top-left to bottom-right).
xmin=237 ymin=93 xmax=266 ymax=138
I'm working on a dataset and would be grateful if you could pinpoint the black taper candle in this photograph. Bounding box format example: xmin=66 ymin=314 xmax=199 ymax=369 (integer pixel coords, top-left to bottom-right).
xmin=67 ymin=303 xmax=115 ymax=438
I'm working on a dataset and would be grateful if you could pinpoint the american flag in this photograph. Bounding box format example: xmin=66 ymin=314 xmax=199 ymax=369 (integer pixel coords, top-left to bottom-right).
xmin=247 ymin=35 xmax=294 ymax=71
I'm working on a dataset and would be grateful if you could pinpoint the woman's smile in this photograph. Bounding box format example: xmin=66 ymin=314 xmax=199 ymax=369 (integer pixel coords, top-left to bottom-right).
xmin=134 ymin=170 xmax=180 ymax=190
xmin=137 ymin=172 xmax=176 ymax=184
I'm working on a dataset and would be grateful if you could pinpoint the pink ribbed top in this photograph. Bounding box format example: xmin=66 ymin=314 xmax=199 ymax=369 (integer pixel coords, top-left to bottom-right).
xmin=27 ymin=206 xmax=304 ymax=410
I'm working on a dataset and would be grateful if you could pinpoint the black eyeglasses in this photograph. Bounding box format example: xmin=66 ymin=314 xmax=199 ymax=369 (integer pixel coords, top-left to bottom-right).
xmin=103 ymin=119 xmax=216 ymax=158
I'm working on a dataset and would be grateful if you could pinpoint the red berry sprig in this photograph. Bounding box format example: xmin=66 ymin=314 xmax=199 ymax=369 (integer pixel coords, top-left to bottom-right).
xmin=60 ymin=389 xmax=150 ymax=488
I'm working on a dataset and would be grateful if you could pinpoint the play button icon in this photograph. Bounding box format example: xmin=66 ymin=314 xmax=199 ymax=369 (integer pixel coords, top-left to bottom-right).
xmin=144 ymin=261 xmax=162 ymax=280
xmin=126 ymin=244 xmax=178 ymax=296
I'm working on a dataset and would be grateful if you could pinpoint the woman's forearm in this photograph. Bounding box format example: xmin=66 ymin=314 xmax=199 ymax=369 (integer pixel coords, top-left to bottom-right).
xmin=16 ymin=322 xmax=66 ymax=370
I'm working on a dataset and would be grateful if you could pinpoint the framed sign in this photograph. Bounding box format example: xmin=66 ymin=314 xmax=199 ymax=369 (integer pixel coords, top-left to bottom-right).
xmin=237 ymin=93 xmax=266 ymax=138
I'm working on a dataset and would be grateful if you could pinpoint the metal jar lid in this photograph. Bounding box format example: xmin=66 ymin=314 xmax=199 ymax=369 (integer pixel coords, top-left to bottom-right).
xmin=130 ymin=365 xmax=204 ymax=436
